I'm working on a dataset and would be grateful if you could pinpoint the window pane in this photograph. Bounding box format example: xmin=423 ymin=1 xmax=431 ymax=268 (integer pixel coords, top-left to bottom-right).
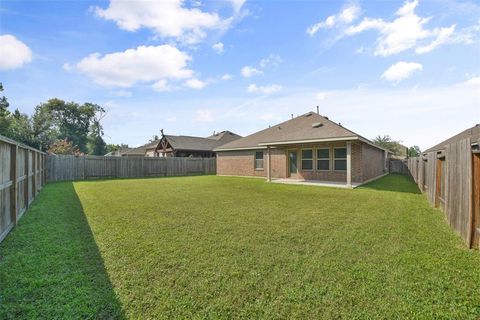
xmin=255 ymin=159 xmax=264 ymax=169
xmin=317 ymin=159 xmax=329 ymax=170
xmin=334 ymin=159 xmax=347 ymax=171
xmin=302 ymin=160 xmax=313 ymax=170
xmin=334 ymin=148 xmax=347 ymax=159
xmin=255 ymin=151 xmax=263 ymax=160
xmin=317 ymin=149 xmax=329 ymax=159
xmin=302 ymin=149 xmax=312 ymax=159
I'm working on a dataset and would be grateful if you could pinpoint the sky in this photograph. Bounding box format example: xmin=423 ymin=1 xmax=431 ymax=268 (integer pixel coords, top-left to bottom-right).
xmin=0 ymin=0 xmax=479 ymax=150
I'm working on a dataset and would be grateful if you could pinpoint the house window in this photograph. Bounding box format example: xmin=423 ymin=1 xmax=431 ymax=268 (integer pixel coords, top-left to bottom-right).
xmin=254 ymin=151 xmax=264 ymax=170
xmin=334 ymin=148 xmax=347 ymax=171
xmin=301 ymin=149 xmax=313 ymax=170
xmin=317 ymin=148 xmax=330 ymax=171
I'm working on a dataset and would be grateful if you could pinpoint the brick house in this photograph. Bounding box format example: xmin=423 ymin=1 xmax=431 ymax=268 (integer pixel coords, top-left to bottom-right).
xmin=214 ymin=112 xmax=389 ymax=187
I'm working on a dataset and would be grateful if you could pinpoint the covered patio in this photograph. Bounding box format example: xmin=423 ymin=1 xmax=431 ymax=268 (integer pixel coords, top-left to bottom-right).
xmin=269 ymin=178 xmax=362 ymax=188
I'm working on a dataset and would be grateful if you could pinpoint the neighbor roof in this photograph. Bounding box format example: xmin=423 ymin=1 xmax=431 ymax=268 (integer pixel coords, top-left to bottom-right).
xmin=124 ymin=131 xmax=242 ymax=154
xmin=424 ymin=124 xmax=480 ymax=153
xmin=215 ymin=112 xmax=385 ymax=151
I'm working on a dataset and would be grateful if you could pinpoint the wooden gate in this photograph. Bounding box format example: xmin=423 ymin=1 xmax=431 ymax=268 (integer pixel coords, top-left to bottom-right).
xmin=471 ymin=152 xmax=480 ymax=248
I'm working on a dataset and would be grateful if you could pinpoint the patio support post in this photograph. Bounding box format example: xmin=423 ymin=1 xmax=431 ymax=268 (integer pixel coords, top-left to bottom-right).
xmin=267 ymin=146 xmax=272 ymax=182
xmin=346 ymin=141 xmax=352 ymax=188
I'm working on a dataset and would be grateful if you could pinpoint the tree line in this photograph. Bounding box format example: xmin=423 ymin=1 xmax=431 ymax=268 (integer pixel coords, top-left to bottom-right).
xmin=0 ymin=83 xmax=126 ymax=155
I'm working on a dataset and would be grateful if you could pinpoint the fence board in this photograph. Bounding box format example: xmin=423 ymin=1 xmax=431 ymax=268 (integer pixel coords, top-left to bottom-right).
xmin=406 ymin=138 xmax=474 ymax=247
xmin=47 ymin=156 xmax=216 ymax=182
xmin=0 ymin=135 xmax=45 ymax=243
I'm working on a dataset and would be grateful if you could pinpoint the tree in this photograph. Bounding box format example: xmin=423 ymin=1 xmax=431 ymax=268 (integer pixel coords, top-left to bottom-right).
xmin=0 ymin=83 xmax=11 ymax=135
xmin=372 ymin=135 xmax=403 ymax=156
xmin=106 ymin=143 xmax=129 ymax=154
xmin=87 ymin=112 xmax=106 ymax=155
xmin=408 ymin=145 xmax=421 ymax=157
xmin=47 ymin=138 xmax=81 ymax=155
xmin=7 ymin=109 xmax=35 ymax=146
xmin=34 ymin=99 xmax=104 ymax=153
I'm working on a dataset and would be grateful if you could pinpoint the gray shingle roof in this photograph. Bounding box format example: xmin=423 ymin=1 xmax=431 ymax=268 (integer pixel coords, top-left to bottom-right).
xmin=424 ymin=124 xmax=480 ymax=153
xmin=215 ymin=112 xmax=376 ymax=150
xmin=124 ymin=131 xmax=242 ymax=155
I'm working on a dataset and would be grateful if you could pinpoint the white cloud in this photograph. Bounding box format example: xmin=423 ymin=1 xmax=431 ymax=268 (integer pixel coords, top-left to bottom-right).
xmin=306 ymin=4 xmax=361 ymax=36
xmin=381 ymin=61 xmax=423 ymax=83
xmin=462 ymin=76 xmax=480 ymax=86
xmin=259 ymin=54 xmax=282 ymax=68
xmin=183 ymin=78 xmax=206 ymax=89
xmin=241 ymin=66 xmax=263 ymax=78
xmin=94 ymin=0 xmax=244 ymax=44
xmin=0 ymin=34 xmax=32 ymax=70
xmin=74 ymin=45 xmax=193 ymax=88
xmin=241 ymin=54 xmax=282 ymax=78
xmin=195 ymin=109 xmax=214 ymax=122
xmin=167 ymin=116 xmax=177 ymax=123
xmin=343 ymin=0 xmax=473 ymax=56
xmin=152 ymin=79 xmax=174 ymax=92
xmin=221 ymin=73 xmax=233 ymax=80
xmin=229 ymin=0 xmax=246 ymax=14
xmin=212 ymin=42 xmax=225 ymax=54
xmin=247 ymin=84 xmax=282 ymax=95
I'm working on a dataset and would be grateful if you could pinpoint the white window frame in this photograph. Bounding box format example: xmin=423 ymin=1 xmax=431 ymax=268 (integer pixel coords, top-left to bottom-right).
xmin=316 ymin=147 xmax=331 ymax=171
xmin=333 ymin=147 xmax=347 ymax=171
xmin=254 ymin=151 xmax=264 ymax=170
xmin=301 ymin=148 xmax=313 ymax=171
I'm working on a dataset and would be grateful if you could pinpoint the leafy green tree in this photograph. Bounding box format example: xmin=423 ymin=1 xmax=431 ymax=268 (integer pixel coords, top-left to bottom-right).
xmin=372 ymin=135 xmax=403 ymax=156
xmin=7 ymin=110 xmax=34 ymax=145
xmin=87 ymin=113 xmax=107 ymax=155
xmin=106 ymin=143 xmax=129 ymax=154
xmin=408 ymin=145 xmax=421 ymax=157
xmin=0 ymin=83 xmax=11 ymax=135
xmin=34 ymin=99 xmax=104 ymax=153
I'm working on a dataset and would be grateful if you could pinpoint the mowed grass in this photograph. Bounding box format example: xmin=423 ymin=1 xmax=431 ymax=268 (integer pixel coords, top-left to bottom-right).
xmin=1 ymin=175 xmax=479 ymax=319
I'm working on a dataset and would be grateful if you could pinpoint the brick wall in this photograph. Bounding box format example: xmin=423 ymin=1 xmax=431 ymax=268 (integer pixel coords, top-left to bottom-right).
xmin=217 ymin=150 xmax=267 ymax=177
xmin=361 ymin=142 xmax=385 ymax=182
xmin=217 ymin=141 xmax=384 ymax=183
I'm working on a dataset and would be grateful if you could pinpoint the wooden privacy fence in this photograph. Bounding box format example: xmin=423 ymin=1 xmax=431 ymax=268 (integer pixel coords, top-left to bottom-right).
xmin=388 ymin=159 xmax=409 ymax=175
xmin=0 ymin=135 xmax=47 ymax=243
xmin=406 ymin=137 xmax=480 ymax=248
xmin=47 ymin=155 xmax=216 ymax=182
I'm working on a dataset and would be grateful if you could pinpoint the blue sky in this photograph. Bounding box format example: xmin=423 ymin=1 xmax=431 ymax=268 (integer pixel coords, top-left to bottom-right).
xmin=1 ymin=0 xmax=479 ymax=149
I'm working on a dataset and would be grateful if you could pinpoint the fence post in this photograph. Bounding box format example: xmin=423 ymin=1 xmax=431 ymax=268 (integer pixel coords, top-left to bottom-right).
xmin=24 ymin=150 xmax=29 ymax=209
xmin=32 ymin=151 xmax=36 ymax=196
xmin=10 ymin=144 xmax=18 ymax=226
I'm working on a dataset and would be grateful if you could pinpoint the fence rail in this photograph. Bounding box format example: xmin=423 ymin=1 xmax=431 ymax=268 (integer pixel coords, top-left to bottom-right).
xmin=46 ymin=155 xmax=216 ymax=182
xmin=406 ymin=137 xmax=478 ymax=248
xmin=0 ymin=135 xmax=46 ymax=243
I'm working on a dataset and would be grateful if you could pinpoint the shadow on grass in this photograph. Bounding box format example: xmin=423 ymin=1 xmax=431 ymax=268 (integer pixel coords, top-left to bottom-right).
xmin=358 ymin=174 xmax=421 ymax=194
xmin=0 ymin=182 xmax=124 ymax=319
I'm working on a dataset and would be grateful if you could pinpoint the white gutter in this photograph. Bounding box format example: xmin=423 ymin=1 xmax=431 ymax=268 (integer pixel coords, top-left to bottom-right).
xmin=214 ymin=146 xmax=267 ymax=152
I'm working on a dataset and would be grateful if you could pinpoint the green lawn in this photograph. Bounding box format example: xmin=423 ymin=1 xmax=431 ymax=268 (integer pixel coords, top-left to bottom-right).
xmin=1 ymin=175 xmax=479 ymax=319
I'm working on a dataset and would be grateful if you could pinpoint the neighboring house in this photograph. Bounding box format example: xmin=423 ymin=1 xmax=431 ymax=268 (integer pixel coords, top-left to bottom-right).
xmin=122 ymin=130 xmax=242 ymax=158
xmin=214 ymin=111 xmax=390 ymax=187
